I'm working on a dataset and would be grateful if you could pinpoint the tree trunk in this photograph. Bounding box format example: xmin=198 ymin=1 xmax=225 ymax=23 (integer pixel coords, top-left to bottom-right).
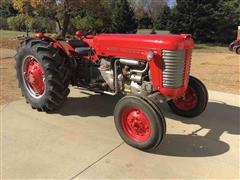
xmin=60 ymin=13 xmax=70 ymax=38
xmin=58 ymin=0 xmax=70 ymax=38
xmin=55 ymin=18 xmax=62 ymax=32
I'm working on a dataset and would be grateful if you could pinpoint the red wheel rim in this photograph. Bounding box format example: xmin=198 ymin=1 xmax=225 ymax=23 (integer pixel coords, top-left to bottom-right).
xmin=22 ymin=56 xmax=45 ymax=97
xmin=173 ymin=86 xmax=198 ymax=111
xmin=121 ymin=107 xmax=151 ymax=142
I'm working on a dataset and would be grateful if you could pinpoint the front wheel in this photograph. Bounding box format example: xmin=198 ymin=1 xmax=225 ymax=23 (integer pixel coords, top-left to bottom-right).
xmin=114 ymin=95 xmax=166 ymax=150
xmin=168 ymin=76 xmax=208 ymax=118
xmin=235 ymin=45 xmax=240 ymax=54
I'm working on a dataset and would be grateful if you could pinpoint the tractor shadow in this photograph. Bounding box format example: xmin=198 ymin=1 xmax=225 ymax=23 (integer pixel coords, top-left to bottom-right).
xmin=53 ymin=91 xmax=123 ymax=117
xmin=149 ymin=101 xmax=240 ymax=157
xmin=54 ymin=92 xmax=239 ymax=157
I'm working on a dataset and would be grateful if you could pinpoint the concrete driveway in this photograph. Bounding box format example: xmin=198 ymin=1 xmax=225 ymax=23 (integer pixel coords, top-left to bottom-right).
xmin=0 ymin=48 xmax=15 ymax=59
xmin=1 ymin=88 xmax=239 ymax=179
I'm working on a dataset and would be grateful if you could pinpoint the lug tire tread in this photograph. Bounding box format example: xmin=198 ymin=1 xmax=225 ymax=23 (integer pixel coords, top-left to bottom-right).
xmin=16 ymin=39 xmax=71 ymax=112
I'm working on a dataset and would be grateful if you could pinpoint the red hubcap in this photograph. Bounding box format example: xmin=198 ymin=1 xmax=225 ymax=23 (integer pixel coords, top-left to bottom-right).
xmin=173 ymin=86 xmax=198 ymax=111
xmin=121 ymin=107 xmax=151 ymax=142
xmin=24 ymin=57 xmax=45 ymax=95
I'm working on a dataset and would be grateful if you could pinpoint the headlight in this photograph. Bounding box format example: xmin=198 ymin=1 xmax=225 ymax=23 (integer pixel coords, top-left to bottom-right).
xmin=147 ymin=50 xmax=154 ymax=61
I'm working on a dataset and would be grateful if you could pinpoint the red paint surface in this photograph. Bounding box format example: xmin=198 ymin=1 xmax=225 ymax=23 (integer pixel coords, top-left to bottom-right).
xmin=25 ymin=58 xmax=45 ymax=94
xmin=35 ymin=32 xmax=44 ymax=38
xmin=121 ymin=107 xmax=151 ymax=142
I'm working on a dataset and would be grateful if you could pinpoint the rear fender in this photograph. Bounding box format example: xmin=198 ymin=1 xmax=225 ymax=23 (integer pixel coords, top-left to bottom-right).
xmin=35 ymin=33 xmax=70 ymax=59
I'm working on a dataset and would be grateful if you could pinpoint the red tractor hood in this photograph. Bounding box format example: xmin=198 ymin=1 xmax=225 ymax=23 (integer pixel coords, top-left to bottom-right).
xmin=90 ymin=34 xmax=194 ymax=60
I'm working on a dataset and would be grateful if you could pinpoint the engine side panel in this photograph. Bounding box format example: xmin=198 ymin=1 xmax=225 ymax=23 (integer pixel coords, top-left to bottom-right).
xmin=83 ymin=34 xmax=194 ymax=98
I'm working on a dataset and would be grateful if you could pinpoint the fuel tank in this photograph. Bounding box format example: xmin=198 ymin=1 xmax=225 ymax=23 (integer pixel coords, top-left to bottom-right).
xmin=91 ymin=34 xmax=194 ymax=60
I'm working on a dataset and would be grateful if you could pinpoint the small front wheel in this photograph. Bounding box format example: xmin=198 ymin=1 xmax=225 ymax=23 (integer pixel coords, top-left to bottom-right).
xmin=235 ymin=45 xmax=240 ymax=54
xmin=168 ymin=76 xmax=208 ymax=118
xmin=114 ymin=95 xmax=166 ymax=150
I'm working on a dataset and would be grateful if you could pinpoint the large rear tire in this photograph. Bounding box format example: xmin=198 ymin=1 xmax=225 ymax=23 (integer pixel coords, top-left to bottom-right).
xmin=228 ymin=41 xmax=236 ymax=51
xmin=16 ymin=39 xmax=71 ymax=112
xmin=168 ymin=76 xmax=208 ymax=118
xmin=114 ymin=95 xmax=166 ymax=150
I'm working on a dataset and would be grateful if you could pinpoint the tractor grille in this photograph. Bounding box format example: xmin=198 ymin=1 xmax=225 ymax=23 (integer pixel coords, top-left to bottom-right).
xmin=162 ymin=50 xmax=186 ymax=88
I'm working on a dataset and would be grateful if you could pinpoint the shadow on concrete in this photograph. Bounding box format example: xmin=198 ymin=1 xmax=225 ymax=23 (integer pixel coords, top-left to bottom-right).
xmin=150 ymin=101 xmax=239 ymax=157
xmin=149 ymin=134 xmax=230 ymax=157
xmin=163 ymin=100 xmax=240 ymax=136
xmin=54 ymin=93 xmax=239 ymax=157
xmin=54 ymin=93 xmax=122 ymax=117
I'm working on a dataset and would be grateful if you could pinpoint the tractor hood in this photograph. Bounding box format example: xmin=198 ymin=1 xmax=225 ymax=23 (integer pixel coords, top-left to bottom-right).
xmin=91 ymin=34 xmax=194 ymax=60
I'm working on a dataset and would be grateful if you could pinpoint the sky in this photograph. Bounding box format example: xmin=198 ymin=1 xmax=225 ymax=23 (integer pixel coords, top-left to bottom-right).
xmin=167 ymin=0 xmax=176 ymax=7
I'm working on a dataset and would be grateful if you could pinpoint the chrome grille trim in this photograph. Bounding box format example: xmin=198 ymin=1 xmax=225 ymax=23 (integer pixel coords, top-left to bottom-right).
xmin=162 ymin=50 xmax=186 ymax=88
xmin=188 ymin=50 xmax=192 ymax=76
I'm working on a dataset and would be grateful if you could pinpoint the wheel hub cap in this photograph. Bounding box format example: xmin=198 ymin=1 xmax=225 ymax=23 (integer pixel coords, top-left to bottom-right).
xmin=173 ymin=86 xmax=198 ymax=111
xmin=121 ymin=107 xmax=151 ymax=142
xmin=24 ymin=57 xmax=45 ymax=95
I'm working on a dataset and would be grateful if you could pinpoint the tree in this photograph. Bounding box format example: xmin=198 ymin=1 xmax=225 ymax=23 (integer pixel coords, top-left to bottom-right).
xmin=215 ymin=0 xmax=240 ymax=43
xmin=30 ymin=0 xmax=85 ymax=37
xmin=30 ymin=0 xmax=110 ymax=36
xmin=156 ymin=4 xmax=170 ymax=30
xmin=0 ymin=0 xmax=17 ymax=29
xmin=12 ymin=0 xmax=33 ymax=15
xmin=168 ymin=0 xmax=240 ymax=43
xmin=111 ymin=0 xmax=138 ymax=33
xmin=138 ymin=13 xmax=153 ymax=29
xmin=0 ymin=0 xmax=17 ymax=17
xmin=73 ymin=0 xmax=112 ymax=33
xmin=145 ymin=0 xmax=166 ymax=33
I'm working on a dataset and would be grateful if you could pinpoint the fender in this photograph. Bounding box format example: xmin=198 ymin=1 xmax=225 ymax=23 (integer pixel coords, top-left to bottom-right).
xmin=35 ymin=32 xmax=70 ymax=59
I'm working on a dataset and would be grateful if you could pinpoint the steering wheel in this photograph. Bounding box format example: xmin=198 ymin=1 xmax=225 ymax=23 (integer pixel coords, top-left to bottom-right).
xmin=76 ymin=29 xmax=94 ymax=40
xmin=83 ymin=29 xmax=93 ymax=37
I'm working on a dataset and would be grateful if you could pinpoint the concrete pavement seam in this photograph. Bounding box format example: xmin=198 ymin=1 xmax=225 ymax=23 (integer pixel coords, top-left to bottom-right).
xmin=0 ymin=103 xmax=9 ymax=112
xmin=0 ymin=55 xmax=15 ymax=60
xmin=70 ymin=142 xmax=124 ymax=180
xmin=0 ymin=54 xmax=17 ymax=60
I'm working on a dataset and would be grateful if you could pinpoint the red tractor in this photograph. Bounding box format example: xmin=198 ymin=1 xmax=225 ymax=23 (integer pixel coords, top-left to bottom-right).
xmin=229 ymin=26 xmax=240 ymax=54
xmin=16 ymin=30 xmax=208 ymax=150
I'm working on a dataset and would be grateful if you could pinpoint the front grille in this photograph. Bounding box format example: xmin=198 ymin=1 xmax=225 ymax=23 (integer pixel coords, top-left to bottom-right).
xmin=162 ymin=50 xmax=186 ymax=88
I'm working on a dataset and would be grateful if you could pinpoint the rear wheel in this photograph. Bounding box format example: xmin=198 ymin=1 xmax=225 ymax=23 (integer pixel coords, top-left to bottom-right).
xmin=16 ymin=39 xmax=71 ymax=112
xmin=114 ymin=95 xmax=166 ymax=150
xmin=235 ymin=45 xmax=240 ymax=54
xmin=168 ymin=76 xmax=208 ymax=117
xmin=228 ymin=41 xmax=236 ymax=51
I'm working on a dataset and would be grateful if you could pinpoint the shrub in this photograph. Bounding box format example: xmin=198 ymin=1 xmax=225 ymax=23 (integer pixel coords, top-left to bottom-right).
xmin=73 ymin=15 xmax=104 ymax=34
xmin=0 ymin=17 xmax=8 ymax=30
xmin=31 ymin=17 xmax=56 ymax=33
xmin=7 ymin=14 xmax=26 ymax=31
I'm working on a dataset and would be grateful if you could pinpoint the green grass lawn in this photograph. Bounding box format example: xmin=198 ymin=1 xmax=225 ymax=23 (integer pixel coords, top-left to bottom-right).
xmin=0 ymin=30 xmax=33 ymax=38
xmin=137 ymin=29 xmax=169 ymax=34
xmin=194 ymin=43 xmax=229 ymax=53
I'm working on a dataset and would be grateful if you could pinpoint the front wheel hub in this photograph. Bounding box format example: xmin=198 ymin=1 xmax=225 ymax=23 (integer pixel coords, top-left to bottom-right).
xmin=22 ymin=56 xmax=45 ymax=97
xmin=173 ymin=86 xmax=198 ymax=111
xmin=121 ymin=107 xmax=151 ymax=142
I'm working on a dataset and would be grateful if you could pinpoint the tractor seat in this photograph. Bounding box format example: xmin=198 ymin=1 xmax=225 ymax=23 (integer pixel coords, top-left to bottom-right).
xmin=67 ymin=39 xmax=89 ymax=48
xmin=75 ymin=47 xmax=92 ymax=56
